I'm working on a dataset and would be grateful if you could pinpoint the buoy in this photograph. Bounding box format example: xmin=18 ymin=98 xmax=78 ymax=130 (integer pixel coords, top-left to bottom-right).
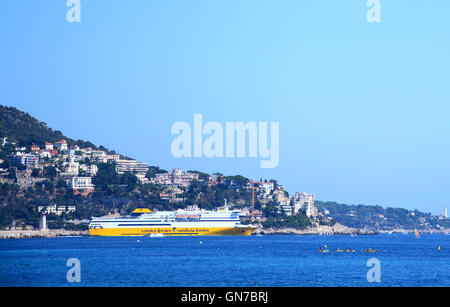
xmin=199 ymin=241 xmax=203 ymax=245
xmin=137 ymin=240 xmax=140 ymax=243
xmin=438 ymin=246 xmax=441 ymax=251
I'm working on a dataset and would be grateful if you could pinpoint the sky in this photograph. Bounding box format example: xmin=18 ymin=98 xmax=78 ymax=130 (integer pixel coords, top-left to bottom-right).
xmin=0 ymin=1 xmax=449 ymax=214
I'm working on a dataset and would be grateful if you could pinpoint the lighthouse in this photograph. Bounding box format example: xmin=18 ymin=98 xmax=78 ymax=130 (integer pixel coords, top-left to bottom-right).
xmin=40 ymin=213 xmax=47 ymax=230
xmin=445 ymin=206 xmax=448 ymax=219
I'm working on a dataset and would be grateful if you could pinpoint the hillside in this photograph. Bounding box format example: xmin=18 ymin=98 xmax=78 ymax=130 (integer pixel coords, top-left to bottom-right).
xmin=0 ymin=105 xmax=448 ymax=233
xmin=0 ymin=105 xmax=113 ymax=153
xmin=315 ymin=201 xmax=450 ymax=232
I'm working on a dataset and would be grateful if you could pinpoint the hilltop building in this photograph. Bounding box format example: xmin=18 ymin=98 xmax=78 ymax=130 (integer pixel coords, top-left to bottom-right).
xmin=250 ymin=180 xmax=275 ymax=196
xmin=115 ymin=159 xmax=149 ymax=175
xmin=79 ymin=164 xmax=98 ymax=176
xmin=66 ymin=176 xmax=94 ymax=196
xmin=151 ymin=169 xmax=199 ymax=187
xmin=54 ymin=140 xmax=68 ymax=151
xmin=16 ymin=168 xmax=46 ymax=188
xmin=64 ymin=156 xmax=79 ymax=175
xmin=9 ymin=153 xmax=39 ymax=168
xmin=45 ymin=142 xmax=53 ymax=150
xmin=292 ymin=192 xmax=317 ymax=217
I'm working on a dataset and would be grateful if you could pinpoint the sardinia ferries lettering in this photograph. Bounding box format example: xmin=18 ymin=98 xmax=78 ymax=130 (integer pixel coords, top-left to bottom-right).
xmin=171 ymin=114 xmax=279 ymax=168
xmin=141 ymin=228 xmax=209 ymax=234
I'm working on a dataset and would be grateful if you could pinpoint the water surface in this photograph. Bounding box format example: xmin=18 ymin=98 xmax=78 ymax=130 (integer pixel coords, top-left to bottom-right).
xmin=0 ymin=234 xmax=448 ymax=286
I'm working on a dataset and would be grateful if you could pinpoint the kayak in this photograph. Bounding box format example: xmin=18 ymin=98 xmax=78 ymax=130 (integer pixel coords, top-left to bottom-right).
xmin=363 ymin=249 xmax=379 ymax=253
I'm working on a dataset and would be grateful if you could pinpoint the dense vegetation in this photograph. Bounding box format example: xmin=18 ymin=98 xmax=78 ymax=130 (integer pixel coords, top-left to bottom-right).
xmin=315 ymin=201 xmax=450 ymax=231
xmin=262 ymin=202 xmax=311 ymax=229
xmin=0 ymin=105 xmax=115 ymax=154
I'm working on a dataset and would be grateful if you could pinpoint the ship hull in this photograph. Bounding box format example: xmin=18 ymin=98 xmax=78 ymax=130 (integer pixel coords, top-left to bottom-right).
xmin=89 ymin=226 xmax=255 ymax=237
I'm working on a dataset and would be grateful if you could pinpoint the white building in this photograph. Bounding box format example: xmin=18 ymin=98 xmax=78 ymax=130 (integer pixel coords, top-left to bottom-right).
xmin=45 ymin=142 xmax=54 ymax=150
xmin=39 ymin=150 xmax=52 ymax=159
xmin=92 ymin=150 xmax=107 ymax=161
xmin=277 ymin=201 xmax=293 ymax=216
xmin=151 ymin=169 xmax=199 ymax=187
xmin=136 ymin=173 xmax=150 ymax=184
xmin=116 ymin=159 xmax=149 ymax=175
xmin=79 ymin=164 xmax=98 ymax=176
xmin=292 ymin=192 xmax=316 ymax=217
xmin=66 ymin=177 xmax=95 ymax=195
xmin=65 ymin=157 xmax=79 ymax=175
xmin=106 ymin=154 xmax=121 ymax=162
xmin=54 ymin=140 xmax=68 ymax=151
xmin=9 ymin=153 xmax=39 ymax=168
xmin=250 ymin=180 xmax=275 ymax=195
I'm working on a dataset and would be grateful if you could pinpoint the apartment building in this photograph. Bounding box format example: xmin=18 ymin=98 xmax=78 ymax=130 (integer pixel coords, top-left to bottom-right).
xmin=115 ymin=159 xmax=149 ymax=175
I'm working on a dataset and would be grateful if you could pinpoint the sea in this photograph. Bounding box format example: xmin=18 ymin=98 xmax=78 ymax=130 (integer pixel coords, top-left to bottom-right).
xmin=0 ymin=234 xmax=448 ymax=287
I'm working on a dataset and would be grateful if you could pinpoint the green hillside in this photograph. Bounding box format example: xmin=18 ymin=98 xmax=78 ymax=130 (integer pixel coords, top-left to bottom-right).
xmin=315 ymin=201 xmax=450 ymax=231
xmin=0 ymin=105 xmax=111 ymax=152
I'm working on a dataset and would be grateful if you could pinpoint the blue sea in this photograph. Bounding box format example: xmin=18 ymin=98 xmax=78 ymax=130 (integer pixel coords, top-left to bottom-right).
xmin=0 ymin=234 xmax=448 ymax=287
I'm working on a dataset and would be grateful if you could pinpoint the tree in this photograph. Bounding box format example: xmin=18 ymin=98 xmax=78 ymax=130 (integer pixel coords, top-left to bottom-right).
xmin=93 ymin=163 xmax=118 ymax=189
xmin=43 ymin=166 xmax=57 ymax=180
xmin=0 ymin=159 xmax=10 ymax=169
xmin=263 ymin=202 xmax=279 ymax=218
xmin=145 ymin=166 xmax=168 ymax=179
xmin=6 ymin=167 xmax=16 ymax=179
xmin=31 ymin=168 xmax=40 ymax=178
xmin=16 ymin=163 xmax=26 ymax=171
xmin=120 ymin=172 xmax=138 ymax=192
xmin=187 ymin=170 xmax=210 ymax=181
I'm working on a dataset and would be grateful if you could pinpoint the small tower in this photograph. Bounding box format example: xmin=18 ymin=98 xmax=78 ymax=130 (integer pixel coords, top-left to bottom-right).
xmin=40 ymin=213 xmax=47 ymax=230
xmin=445 ymin=206 xmax=448 ymax=219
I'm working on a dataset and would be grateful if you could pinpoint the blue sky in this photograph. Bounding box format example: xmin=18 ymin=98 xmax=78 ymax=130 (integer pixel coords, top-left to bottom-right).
xmin=1 ymin=1 xmax=449 ymax=214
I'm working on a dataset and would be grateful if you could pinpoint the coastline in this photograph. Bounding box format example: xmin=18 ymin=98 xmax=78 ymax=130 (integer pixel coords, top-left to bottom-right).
xmin=1 ymin=227 xmax=447 ymax=239
xmin=255 ymin=224 xmax=377 ymax=235
xmin=0 ymin=229 xmax=89 ymax=239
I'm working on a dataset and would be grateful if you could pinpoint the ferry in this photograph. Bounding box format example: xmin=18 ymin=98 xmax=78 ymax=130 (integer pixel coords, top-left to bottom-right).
xmin=89 ymin=204 xmax=256 ymax=237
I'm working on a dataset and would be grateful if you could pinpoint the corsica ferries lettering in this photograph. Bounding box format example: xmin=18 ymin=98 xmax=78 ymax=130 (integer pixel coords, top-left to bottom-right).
xmin=141 ymin=228 xmax=210 ymax=234
xmin=89 ymin=206 xmax=256 ymax=237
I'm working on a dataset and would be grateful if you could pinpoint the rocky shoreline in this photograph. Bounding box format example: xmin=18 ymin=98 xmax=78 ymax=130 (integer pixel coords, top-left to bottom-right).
xmin=1 ymin=227 xmax=373 ymax=238
xmin=0 ymin=229 xmax=89 ymax=239
xmin=255 ymin=224 xmax=377 ymax=235
xmin=3 ymin=226 xmax=447 ymax=239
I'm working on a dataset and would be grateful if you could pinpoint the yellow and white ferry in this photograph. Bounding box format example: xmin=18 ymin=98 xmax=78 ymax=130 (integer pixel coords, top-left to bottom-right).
xmin=89 ymin=204 xmax=256 ymax=237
